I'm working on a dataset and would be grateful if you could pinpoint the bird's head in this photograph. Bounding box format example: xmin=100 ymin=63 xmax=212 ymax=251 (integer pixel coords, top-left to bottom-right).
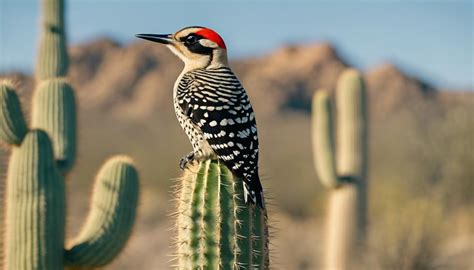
xmin=136 ymin=26 xmax=228 ymax=70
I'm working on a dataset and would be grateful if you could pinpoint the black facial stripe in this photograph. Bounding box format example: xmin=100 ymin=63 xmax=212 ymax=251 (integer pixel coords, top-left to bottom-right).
xmin=188 ymin=42 xmax=213 ymax=55
xmin=181 ymin=33 xmax=214 ymax=55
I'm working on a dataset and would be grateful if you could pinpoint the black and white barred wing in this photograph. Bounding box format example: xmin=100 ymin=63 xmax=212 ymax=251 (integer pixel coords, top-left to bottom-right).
xmin=177 ymin=68 xmax=262 ymax=198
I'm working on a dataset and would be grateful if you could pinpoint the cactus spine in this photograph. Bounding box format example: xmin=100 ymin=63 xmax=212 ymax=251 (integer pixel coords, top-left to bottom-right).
xmin=0 ymin=0 xmax=140 ymax=269
xmin=312 ymin=69 xmax=368 ymax=270
xmin=176 ymin=159 xmax=269 ymax=269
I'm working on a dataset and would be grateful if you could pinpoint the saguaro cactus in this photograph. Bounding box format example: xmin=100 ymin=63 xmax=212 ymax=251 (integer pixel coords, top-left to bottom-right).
xmin=312 ymin=69 xmax=368 ymax=270
xmin=65 ymin=156 xmax=140 ymax=267
xmin=0 ymin=0 xmax=140 ymax=269
xmin=32 ymin=79 xmax=76 ymax=172
xmin=175 ymin=159 xmax=269 ymax=269
xmin=36 ymin=0 xmax=68 ymax=79
xmin=0 ymin=83 xmax=28 ymax=145
xmin=4 ymin=130 xmax=66 ymax=270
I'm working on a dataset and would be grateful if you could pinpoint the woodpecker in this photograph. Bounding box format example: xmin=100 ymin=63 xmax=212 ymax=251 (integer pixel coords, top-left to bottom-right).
xmin=136 ymin=26 xmax=265 ymax=209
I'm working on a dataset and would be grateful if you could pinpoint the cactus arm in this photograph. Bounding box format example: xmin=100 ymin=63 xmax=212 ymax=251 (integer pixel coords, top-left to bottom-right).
xmin=312 ymin=90 xmax=341 ymax=188
xmin=336 ymin=69 xmax=368 ymax=178
xmin=0 ymin=83 xmax=28 ymax=145
xmin=176 ymin=159 xmax=270 ymax=269
xmin=36 ymin=0 xmax=68 ymax=79
xmin=312 ymin=69 xmax=368 ymax=270
xmin=31 ymin=79 xmax=76 ymax=172
xmin=4 ymin=130 xmax=65 ymax=270
xmin=64 ymin=156 xmax=139 ymax=267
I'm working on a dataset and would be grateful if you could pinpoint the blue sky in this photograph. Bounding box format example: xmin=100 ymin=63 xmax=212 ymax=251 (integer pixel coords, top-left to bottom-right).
xmin=0 ymin=0 xmax=472 ymax=89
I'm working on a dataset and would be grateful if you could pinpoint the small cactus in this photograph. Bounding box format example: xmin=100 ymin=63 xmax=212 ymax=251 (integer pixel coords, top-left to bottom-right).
xmin=0 ymin=0 xmax=140 ymax=268
xmin=312 ymin=68 xmax=368 ymax=270
xmin=176 ymin=159 xmax=269 ymax=269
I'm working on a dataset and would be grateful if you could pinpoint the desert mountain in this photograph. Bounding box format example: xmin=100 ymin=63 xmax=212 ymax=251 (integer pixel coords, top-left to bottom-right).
xmin=67 ymin=39 xmax=350 ymax=118
xmin=2 ymin=38 xmax=471 ymax=121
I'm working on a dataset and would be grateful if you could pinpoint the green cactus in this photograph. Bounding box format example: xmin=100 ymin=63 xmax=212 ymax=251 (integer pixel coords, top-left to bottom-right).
xmin=65 ymin=156 xmax=139 ymax=267
xmin=32 ymin=79 xmax=76 ymax=172
xmin=176 ymin=159 xmax=269 ymax=269
xmin=0 ymin=0 xmax=140 ymax=269
xmin=0 ymin=82 xmax=28 ymax=145
xmin=4 ymin=130 xmax=65 ymax=270
xmin=42 ymin=0 xmax=65 ymax=27
xmin=312 ymin=68 xmax=368 ymax=270
xmin=36 ymin=0 xmax=68 ymax=79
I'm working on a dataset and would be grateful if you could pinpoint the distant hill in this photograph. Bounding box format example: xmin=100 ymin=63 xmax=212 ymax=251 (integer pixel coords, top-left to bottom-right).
xmin=2 ymin=38 xmax=472 ymax=121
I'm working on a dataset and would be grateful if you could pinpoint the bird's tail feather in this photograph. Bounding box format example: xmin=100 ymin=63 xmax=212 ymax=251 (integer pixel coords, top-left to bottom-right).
xmin=243 ymin=181 xmax=265 ymax=209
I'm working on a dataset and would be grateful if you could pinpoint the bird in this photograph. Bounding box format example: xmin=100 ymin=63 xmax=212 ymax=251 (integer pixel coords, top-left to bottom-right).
xmin=136 ymin=26 xmax=265 ymax=209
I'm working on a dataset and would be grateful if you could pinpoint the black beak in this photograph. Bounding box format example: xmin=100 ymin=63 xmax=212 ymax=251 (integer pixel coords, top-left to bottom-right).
xmin=135 ymin=34 xmax=173 ymax=44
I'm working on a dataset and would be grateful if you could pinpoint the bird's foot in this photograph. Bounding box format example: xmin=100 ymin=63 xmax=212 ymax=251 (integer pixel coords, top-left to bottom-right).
xmin=179 ymin=152 xmax=196 ymax=170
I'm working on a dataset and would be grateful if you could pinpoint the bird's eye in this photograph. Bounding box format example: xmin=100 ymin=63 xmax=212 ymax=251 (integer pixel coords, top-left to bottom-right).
xmin=185 ymin=34 xmax=198 ymax=44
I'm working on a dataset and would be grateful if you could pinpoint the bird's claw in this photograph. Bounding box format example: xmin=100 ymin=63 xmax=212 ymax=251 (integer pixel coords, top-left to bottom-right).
xmin=179 ymin=152 xmax=196 ymax=170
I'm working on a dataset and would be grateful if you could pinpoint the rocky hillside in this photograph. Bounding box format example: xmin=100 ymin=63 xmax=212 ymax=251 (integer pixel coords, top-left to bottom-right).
xmin=67 ymin=39 xmax=350 ymax=118
xmin=5 ymin=38 xmax=469 ymax=121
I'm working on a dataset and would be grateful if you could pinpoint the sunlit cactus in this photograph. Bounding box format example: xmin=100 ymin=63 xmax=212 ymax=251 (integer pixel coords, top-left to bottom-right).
xmin=0 ymin=0 xmax=140 ymax=269
xmin=175 ymin=159 xmax=269 ymax=269
xmin=36 ymin=0 xmax=68 ymax=79
xmin=65 ymin=156 xmax=139 ymax=267
xmin=0 ymin=83 xmax=28 ymax=145
xmin=32 ymin=79 xmax=76 ymax=172
xmin=4 ymin=130 xmax=65 ymax=270
xmin=312 ymin=68 xmax=368 ymax=270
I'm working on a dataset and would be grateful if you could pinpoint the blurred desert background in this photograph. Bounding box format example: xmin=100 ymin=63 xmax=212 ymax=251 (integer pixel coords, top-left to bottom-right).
xmin=1 ymin=1 xmax=473 ymax=269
